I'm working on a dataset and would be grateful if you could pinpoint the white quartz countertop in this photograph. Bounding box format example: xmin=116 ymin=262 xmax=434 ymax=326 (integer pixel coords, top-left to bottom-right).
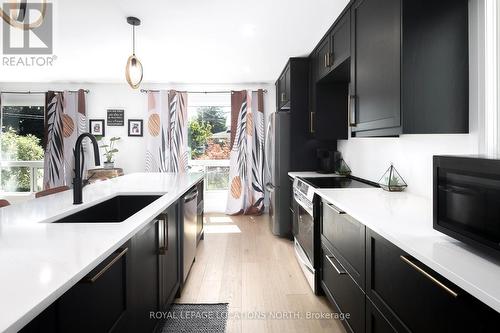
xmin=311 ymin=186 xmax=500 ymax=314
xmin=0 ymin=172 xmax=204 ymax=333
xmin=289 ymin=171 xmax=500 ymax=313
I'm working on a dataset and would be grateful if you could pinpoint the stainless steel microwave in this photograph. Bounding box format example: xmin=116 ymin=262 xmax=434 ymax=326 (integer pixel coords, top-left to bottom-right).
xmin=434 ymin=155 xmax=500 ymax=259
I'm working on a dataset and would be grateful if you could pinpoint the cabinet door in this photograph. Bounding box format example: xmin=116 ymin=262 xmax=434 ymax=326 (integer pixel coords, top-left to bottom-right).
xmin=351 ymin=0 xmax=401 ymax=136
xmin=130 ymin=220 xmax=159 ymax=332
xmin=19 ymin=303 xmax=58 ymax=333
xmin=331 ymin=12 xmax=350 ymax=69
xmin=366 ymin=229 xmax=500 ymax=332
xmin=159 ymin=205 xmax=180 ymax=310
xmin=321 ymin=201 xmax=365 ymax=289
xmin=315 ymin=37 xmax=331 ymax=80
xmin=366 ymin=301 xmax=397 ymax=333
xmin=322 ymin=246 xmax=365 ymax=333
xmin=277 ymin=67 xmax=290 ymax=109
xmin=58 ymin=246 xmax=129 ymax=333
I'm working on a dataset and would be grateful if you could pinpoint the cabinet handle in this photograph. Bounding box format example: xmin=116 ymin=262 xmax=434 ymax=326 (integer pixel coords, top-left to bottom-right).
xmin=159 ymin=214 xmax=168 ymax=255
xmin=281 ymin=92 xmax=286 ymax=102
xmin=326 ymin=202 xmax=345 ymax=215
xmin=348 ymin=95 xmax=357 ymax=127
xmin=400 ymin=255 xmax=459 ymax=298
xmin=310 ymin=112 xmax=315 ymax=133
xmin=324 ymin=54 xmax=328 ymax=68
xmin=329 ymin=52 xmax=334 ymax=67
xmin=83 ymin=247 xmax=128 ymax=283
xmin=326 ymin=255 xmax=347 ymax=275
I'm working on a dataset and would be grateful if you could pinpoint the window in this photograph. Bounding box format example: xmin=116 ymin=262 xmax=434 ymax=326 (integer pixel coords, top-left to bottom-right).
xmin=0 ymin=94 xmax=45 ymax=193
xmin=187 ymin=93 xmax=230 ymax=193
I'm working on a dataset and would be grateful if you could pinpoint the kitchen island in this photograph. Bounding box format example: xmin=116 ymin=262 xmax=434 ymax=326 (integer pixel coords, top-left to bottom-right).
xmin=0 ymin=172 xmax=204 ymax=333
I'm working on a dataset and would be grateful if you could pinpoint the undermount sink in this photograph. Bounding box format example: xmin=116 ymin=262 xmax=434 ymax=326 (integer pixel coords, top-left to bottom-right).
xmin=52 ymin=195 xmax=162 ymax=223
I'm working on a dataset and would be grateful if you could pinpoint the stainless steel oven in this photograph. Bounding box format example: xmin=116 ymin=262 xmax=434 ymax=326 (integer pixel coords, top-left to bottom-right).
xmin=292 ymin=178 xmax=317 ymax=293
xmin=292 ymin=175 xmax=377 ymax=294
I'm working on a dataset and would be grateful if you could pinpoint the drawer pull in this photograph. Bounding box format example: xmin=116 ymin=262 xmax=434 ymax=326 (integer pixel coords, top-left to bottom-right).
xmin=310 ymin=112 xmax=315 ymax=133
xmin=326 ymin=202 xmax=345 ymax=215
xmin=326 ymin=255 xmax=347 ymax=275
xmin=348 ymin=95 xmax=357 ymax=127
xmin=159 ymin=213 xmax=168 ymax=255
xmin=400 ymin=255 xmax=458 ymax=298
xmin=281 ymin=92 xmax=286 ymax=102
xmin=83 ymin=247 xmax=128 ymax=283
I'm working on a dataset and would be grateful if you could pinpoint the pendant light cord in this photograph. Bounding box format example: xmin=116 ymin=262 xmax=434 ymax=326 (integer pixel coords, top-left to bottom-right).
xmin=132 ymin=25 xmax=136 ymax=56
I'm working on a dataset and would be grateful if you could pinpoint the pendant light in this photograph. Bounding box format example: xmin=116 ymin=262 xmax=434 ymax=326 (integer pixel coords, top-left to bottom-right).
xmin=0 ymin=0 xmax=47 ymax=30
xmin=125 ymin=16 xmax=143 ymax=89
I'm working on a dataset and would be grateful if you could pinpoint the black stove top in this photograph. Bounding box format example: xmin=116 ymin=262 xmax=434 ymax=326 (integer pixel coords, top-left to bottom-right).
xmin=302 ymin=176 xmax=377 ymax=189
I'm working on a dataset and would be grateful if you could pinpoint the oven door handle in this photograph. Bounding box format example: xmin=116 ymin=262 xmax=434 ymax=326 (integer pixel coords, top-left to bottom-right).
xmin=294 ymin=240 xmax=314 ymax=273
xmin=325 ymin=202 xmax=345 ymax=215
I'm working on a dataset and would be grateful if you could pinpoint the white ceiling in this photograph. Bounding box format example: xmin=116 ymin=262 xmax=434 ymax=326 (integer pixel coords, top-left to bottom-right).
xmin=0 ymin=0 xmax=350 ymax=84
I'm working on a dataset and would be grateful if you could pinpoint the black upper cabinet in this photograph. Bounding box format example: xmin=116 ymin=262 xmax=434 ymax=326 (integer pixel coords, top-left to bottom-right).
xmin=309 ymin=10 xmax=351 ymax=140
xmin=350 ymin=0 xmax=469 ymax=137
xmin=277 ymin=65 xmax=291 ymax=109
xmin=401 ymin=0 xmax=469 ymax=134
xmin=314 ymin=12 xmax=351 ymax=82
xmin=350 ymin=0 xmax=401 ymax=136
xmin=315 ymin=38 xmax=331 ymax=80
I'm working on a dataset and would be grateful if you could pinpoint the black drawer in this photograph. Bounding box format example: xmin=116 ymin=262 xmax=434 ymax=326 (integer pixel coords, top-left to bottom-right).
xmin=322 ymin=245 xmax=365 ymax=333
xmin=58 ymin=246 xmax=129 ymax=333
xmin=321 ymin=200 xmax=365 ymax=288
xmin=366 ymin=300 xmax=397 ymax=333
xmin=366 ymin=229 xmax=500 ymax=332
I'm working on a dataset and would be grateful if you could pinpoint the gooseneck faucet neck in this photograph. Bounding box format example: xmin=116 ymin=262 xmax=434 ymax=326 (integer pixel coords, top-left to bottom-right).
xmin=73 ymin=133 xmax=101 ymax=204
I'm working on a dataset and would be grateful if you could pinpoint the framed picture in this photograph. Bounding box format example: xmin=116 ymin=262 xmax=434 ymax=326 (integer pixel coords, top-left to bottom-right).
xmin=107 ymin=109 xmax=125 ymax=126
xmin=89 ymin=119 xmax=105 ymax=136
xmin=128 ymin=119 xmax=143 ymax=137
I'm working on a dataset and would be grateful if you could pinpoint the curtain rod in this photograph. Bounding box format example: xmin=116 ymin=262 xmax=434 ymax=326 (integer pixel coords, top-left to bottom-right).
xmin=140 ymin=89 xmax=267 ymax=94
xmin=0 ymin=89 xmax=90 ymax=95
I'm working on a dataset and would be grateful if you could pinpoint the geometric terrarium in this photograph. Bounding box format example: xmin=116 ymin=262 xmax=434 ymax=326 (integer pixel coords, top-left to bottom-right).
xmin=336 ymin=159 xmax=352 ymax=176
xmin=378 ymin=164 xmax=407 ymax=192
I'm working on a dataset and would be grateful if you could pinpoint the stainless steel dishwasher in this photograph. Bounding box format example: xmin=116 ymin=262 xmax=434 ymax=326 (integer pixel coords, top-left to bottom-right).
xmin=182 ymin=187 xmax=198 ymax=283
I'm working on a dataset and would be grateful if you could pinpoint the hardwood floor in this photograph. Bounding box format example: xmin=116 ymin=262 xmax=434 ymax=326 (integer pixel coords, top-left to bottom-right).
xmin=176 ymin=213 xmax=346 ymax=333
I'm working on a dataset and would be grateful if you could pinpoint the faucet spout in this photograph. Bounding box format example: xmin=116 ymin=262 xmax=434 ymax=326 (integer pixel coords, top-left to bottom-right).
xmin=73 ymin=133 xmax=101 ymax=204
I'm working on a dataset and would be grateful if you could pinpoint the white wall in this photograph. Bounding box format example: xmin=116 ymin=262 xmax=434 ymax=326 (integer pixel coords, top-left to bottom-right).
xmin=0 ymin=82 xmax=275 ymax=174
xmin=337 ymin=0 xmax=484 ymax=199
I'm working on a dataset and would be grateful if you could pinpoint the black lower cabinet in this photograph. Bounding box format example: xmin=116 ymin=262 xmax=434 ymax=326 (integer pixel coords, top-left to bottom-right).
xmin=20 ymin=201 xmax=186 ymax=333
xmin=19 ymin=303 xmax=58 ymax=333
xmin=58 ymin=246 xmax=129 ymax=333
xmin=129 ymin=220 xmax=160 ymax=332
xmin=366 ymin=229 xmax=500 ymax=333
xmin=159 ymin=203 xmax=180 ymax=310
xmin=321 ymin=245 xmax=365 ymax=333
xmin=21 ymin=245 xmax=130 ymax=333
xmin=365 ymin=301 xmax=396 ymax=333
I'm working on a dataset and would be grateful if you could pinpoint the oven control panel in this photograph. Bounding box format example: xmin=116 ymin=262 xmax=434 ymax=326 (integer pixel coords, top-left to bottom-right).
xmin=293 ymin=178 xmax=315 ymax=214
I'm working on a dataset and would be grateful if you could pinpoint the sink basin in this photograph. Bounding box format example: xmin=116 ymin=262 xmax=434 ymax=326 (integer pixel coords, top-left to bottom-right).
xmin=53 ymin=195 xmax=162 ymax=223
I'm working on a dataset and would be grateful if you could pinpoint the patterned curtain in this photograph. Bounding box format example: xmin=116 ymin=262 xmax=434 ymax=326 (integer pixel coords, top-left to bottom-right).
xmin=145 ymin=90 xmax=189 ymax=173
xmin=226 ymin=90 xmax=265 ymax=215
xmin=43 ymin=90 xmax=87 ymax=189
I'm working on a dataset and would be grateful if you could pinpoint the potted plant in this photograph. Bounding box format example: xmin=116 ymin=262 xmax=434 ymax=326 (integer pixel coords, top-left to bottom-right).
xmin=98 ymin=136 xmax=121 ymax=169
